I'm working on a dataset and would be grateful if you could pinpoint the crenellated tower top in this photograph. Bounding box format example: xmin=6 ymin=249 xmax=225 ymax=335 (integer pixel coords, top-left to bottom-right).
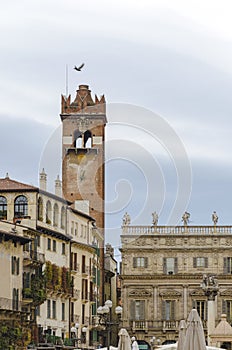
xmin=61 ymin=84 xmax=106 ymax=116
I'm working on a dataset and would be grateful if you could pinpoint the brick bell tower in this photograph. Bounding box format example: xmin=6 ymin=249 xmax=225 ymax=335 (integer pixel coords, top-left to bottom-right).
xmin=60 ymin=84 xmax=107 ymax=303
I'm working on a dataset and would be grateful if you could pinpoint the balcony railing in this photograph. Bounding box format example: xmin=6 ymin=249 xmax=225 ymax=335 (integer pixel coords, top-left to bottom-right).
xmin=72 ymin=288 xmax=81 ymax=300
xmin=130 ymin=319 xmax=208 ymax=331
xmin=23 ymin=250 xmax=45 ymax=264
xmin=0 ymin=297 xmax=22 ymax=312
xmin=122 ymin=225 xmax=232 ymax=235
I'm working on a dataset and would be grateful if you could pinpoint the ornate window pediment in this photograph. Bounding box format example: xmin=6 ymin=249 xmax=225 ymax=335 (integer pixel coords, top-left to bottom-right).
xmin=128 ymin=289 xmax=152 ymax=298
xmin=190 ymin=289 xmax=205 ymax=297
xmin=220 ymin=289 xmax=232 ymax=297
xmin=159 ymin=290 xmax=181 ymax=298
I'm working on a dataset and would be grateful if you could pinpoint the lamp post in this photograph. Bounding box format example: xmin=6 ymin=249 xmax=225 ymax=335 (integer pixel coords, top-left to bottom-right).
xmin=150 ymin=336 xmax=161 ymax=349
xmin=97 ymin=300 xmax=122 ymax=350
xmin=70 ymin=323 xmax=88 ymax=348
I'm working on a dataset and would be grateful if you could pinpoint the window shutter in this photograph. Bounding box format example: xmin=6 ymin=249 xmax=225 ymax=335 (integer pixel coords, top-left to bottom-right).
xmin=17 ymin=258 xmax=20 ymax=275
xmin=192 ymin=300 xmax=196 ymax=309
xmin=130 ymin=300 xmax=135 ymax=320
xmin=205 ymin=258 xmax=208 ymax=268
xmin=11 ymin=256 xmax=15 ymax=274
xmin=162 ymin=300 xmax=166 ymax=320
xmin=144 ymin=258 xmax=148 ymax=268
xmin=193 ymin=257 xmax=197 ymax=268
xmin=205 ymin=301 xmax=208 ymax=320
xmin=140 ymin=300 xmax=145 ymax=320
xmin=171 ymin=301 xmax=175 ymax=320
xmin=163 ymin=258 xmax=167 ymax=274
xmin=133 ymin=258 xmax=137 ymax=268
xmin=224 ymin=257 xmax=228 ymax=274
xmin=222 ymin=300 xmax=227 ymax=314
xmin=174 ymin=258 xmax=178 ymax=274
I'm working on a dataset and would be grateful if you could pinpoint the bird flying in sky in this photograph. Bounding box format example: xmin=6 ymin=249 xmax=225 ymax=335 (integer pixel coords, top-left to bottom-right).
xmin=74 ymin=63 xmax=85 ymax=71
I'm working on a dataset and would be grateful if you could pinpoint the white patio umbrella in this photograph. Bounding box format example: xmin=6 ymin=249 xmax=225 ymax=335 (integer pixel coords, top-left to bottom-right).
xmin=177 ymin=319 xmax=186 ymax=350
xmin=183 ymin=309 xmax=207 ymax=350
xmin=118 ymin=328 xmax=131 ymax=350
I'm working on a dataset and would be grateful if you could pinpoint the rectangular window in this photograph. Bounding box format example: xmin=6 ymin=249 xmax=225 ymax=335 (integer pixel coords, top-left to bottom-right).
xmin=222 ymin=300 xmax=232 ymax=322
xmin=193 ymin=300 xmax=207 ymax=320
xmin=36 ymin=235 xmax=40 ymax=247
xmin=35 ymin=305 xmax=40 ymax=317
xmin=47 ymin=238 xmax=51 ymax=250
xmin=133 ymin=257 xmax=148 ymax=268
xmin=62 ymin=243 xmax=65 ymax=255
xmin=53 ymin=240 xmax=56 ymax=252
xmin=163 ymin=258 xmax=178 ymax=274
xmin=82 ymin=304 xmax=85 ymax=324
xmin=47 ymin=300 xmax=51 ymax=318
xmin=162 ymin=300 xmax=175 ymax=320
xmin=52 ymin=300 xmax=56 ymax=319
xmin=70 ymin=302 xmax=74 ymax=323
xmin=82 ymin=255 xmax=86 ymax=273
xmin=82 ymin=279 xmax=88 ymax=300
xmin=11 ymin=256 xmax=20 ymax=275
xmin=130 ymin=300 xmax=145 ymax=320
xmin=62 ymin=302 xmax=65 ymax=321
xmin=193 ymin=257 xmax=208 ymax=268
xmin=224 ymin=257 xmax=232 ymax=274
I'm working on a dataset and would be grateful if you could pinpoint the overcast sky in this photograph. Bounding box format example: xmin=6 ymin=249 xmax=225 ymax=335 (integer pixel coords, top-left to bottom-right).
xmin=1 ymin=0 xmax=232 ymax=255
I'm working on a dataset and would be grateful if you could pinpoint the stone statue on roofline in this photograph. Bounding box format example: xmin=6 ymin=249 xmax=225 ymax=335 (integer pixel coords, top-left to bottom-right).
xmin=152 ymin=211 xmax=159 ymax=226
xmin=212 ymin=211 xmax=218 ymax=225
xmin=182 ymin=211 xmax=190 ymax=226
xmin=122 ymin=212 xmax=131 ymax=226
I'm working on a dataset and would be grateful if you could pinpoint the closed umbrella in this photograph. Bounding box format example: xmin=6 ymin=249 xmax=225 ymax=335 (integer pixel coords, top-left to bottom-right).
xmin=177 ymin=319 xmax=186 ymax=350
xmin=118 ymin=328 xmax=131 ymax=350
xmin=183 ymin=309 xmax=207 ymax=350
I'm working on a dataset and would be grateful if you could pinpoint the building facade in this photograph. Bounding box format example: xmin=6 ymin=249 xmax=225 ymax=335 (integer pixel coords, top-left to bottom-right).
xmin=120 ymin=223 xmax=232 ymax=346
xmin=0 ymin=173 xmax=102 ymax=348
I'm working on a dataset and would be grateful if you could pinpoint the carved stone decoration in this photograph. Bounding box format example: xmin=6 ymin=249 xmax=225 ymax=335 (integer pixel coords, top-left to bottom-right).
xmin=165 ymin=237 xmax=176 ymax=246
xmin=159 ymin=290 xmax=182 ymax=298
xmin=133 ymin=238 xmax=147 ymax=246
xmin=190 ymin=289 xmax=206 ymax=297
xmin=201 ymin=274 xmax=219 ymax=301
xmin=220 ymin=289 xmax=232 ymax=297
xmin=129 ymin=289 xmax=152 ymax=298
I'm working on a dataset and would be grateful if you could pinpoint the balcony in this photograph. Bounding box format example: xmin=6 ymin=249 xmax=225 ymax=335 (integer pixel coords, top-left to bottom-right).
xmin=72 ymin=288 xmax=81 ymax=300
xmin=130 ymin=319 xmax=208 ymax=333
xmin=23 ymin=250 xmax=45 ymax=265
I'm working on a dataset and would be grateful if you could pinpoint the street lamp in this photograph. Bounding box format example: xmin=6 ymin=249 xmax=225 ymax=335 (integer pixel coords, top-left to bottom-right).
xmin=70 ymin=323 xmax=88 ymax=347
xmin=150 ymin=336 xmax=161 ymax=349
xmin=96 ymin=300 xmax=122 ymax=350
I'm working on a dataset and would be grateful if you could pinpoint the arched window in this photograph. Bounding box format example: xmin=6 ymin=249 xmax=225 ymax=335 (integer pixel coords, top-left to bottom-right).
xmin=61 ymin=206 xmax=66 ymax=229
xmin=53 ymin=203 xmax=59 ymax=227
xmin=14 ymin=195 xmax=28 ymax=218
xmin=38 ymin=197 xmax=43 ymax=221
xmin=73 ymin=130 xmax=83 ymax=148
xmin=46 ymin=201 xmax=52 ymax=224
xmin=84 ymin=130 xmax=92 ymax=148
xmin=0 ymin=196 xmax=7 ymax=219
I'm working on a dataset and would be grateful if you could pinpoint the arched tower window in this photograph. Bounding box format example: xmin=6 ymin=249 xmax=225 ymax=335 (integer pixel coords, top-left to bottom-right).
xmin=84 ymin=130 xmax=92 ymax=148
xmin=0 ymin=196 xmax=7 ymax=220
xmin=38 ymin=197 xmax=43 ymax=221
xmin=53 ymin=203 xmax=59 ymax=227
xmin=46 ymin=201 xmax=52 ymax=224
xmin=61 ymin=206 xmax=66 ymax=229
xmin=14 ymin=195 xmax=28 ymax=218
xmin=73 ymin=130 xmax=83 ymax=148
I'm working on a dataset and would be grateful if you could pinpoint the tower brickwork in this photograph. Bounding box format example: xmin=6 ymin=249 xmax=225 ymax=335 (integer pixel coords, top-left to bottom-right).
xmin=60 ymin=84 xmax=107 ymax=303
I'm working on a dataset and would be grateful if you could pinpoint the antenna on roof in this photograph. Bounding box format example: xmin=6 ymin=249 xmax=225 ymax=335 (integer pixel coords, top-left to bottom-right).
xmin=65 ymin=64 xmax=68 ymax=97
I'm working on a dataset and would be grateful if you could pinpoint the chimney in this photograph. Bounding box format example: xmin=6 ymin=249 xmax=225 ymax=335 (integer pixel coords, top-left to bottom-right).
xmin=55 ymin=175 xmax=62 ymax=197
xmin=39 ymin=168 xmax=47 ymax=191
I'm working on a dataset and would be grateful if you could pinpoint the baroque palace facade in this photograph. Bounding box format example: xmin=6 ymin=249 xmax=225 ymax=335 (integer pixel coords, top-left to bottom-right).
xmin=120 ymin=220 xmax=232 ymax=347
